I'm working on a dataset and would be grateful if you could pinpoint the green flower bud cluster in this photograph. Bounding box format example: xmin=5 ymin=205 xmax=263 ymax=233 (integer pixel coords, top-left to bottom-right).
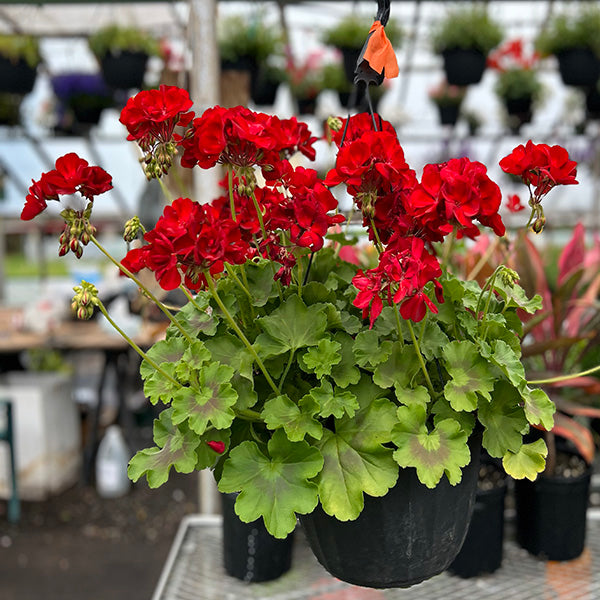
xmin=71 ymin=281 xmax=100 ymax=320
xmin=327 ymin=116 xmax=343 ymax=132
xmin=500 ymin=267 xmax=520 ymax=287
xmin=123 ymin=216 xmax=145 ymax=242
xmin=141 ymin=141 xmax=178 ymax=180
xmin=235 ymin=167 xmax=257 ymax=196
xmin=58 ymin=207 xmax=96 ymax=259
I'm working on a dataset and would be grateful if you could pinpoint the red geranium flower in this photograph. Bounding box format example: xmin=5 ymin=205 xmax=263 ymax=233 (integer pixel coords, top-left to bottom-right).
xmin=506 ymin=193 xmax=526 ymax=213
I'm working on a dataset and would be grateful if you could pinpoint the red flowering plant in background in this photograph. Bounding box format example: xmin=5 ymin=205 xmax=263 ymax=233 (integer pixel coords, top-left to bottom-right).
xmin=22 ymin=80 xmax=581 ymax=539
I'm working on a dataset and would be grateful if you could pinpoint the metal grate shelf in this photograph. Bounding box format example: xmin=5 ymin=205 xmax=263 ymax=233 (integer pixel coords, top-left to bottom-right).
xmin=153 ymin=510 xmax=600 ymax=600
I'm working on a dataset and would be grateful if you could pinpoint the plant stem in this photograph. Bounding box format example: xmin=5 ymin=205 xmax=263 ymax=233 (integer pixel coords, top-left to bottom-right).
xmin=227 ymin=165 xmax=236 ymax=221
xmin=90 ymin=235 xmax=194 ymax=344
xmin=157 ymin=176 xmax=173 ymax=203
xmin=369 ymin=216 xmax=384 ymax=254
xmin=204 ymin=270 xmax=279 ymax=395
xmin=406 ymin=320 xmax=435 ymax=395
xmin=96 ymin=301 xmax=180 ymax=388
xmin=393 ymin=303 xmax=405 ymax=349
xmin=278 ymin=349 xmax=295 ymax=392
xmin=528 ymin=363 xmax=600 ymax=385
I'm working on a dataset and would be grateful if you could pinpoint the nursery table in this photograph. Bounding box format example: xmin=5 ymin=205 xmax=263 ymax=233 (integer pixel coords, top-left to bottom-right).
xmin=153 ymin=511 xmax=600 ymax=600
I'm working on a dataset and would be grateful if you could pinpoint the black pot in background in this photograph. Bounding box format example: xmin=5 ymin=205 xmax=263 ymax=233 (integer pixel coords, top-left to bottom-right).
xmin=514 ymin=457 xmax=592 ymax=561
xmin=250 ymin=68 xmax=280 ymax=106
xmin=448 ymin=459 xmax=507 ymax=578
xmin=437 ymin=104 xmax=460 ymax=126
xmin=101 ymin=51 xmax=149 ymax=90
xmin=504 ymin=96 xmax=533 ymax=134
xmin=0 ymin=57 xmax=37 ymax=94
xmin=300 ymin=433 xmax=481 ymax=589
xmin=340 ymin=46 xmax=362 ymax=83
xmin=296 ymin=96 xmax=317 ymax=115
xmin=442 ymin=48 xmax=487 ymax=86
xmin=556 ymin=48 xmax=600 ymax=88
xmin=221 ymin=492 xmax=294 ymax=583
xmin=586 ymin=87 xmax=600 ymax=120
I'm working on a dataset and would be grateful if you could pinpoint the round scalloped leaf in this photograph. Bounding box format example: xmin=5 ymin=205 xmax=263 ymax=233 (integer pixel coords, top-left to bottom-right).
xmin=140 ymin=337 xmax=186 ymax=380
xmin=262 ymin=394 xmax=323 ymax=442
xmin=353 ymin=330 xmax=393 ymax=369
xmin=329 ymin=331 xmax=361 ymax=388
xmin=300 ymin=339 xmax=342 ymax=378
xmin=521 ymin=387 xmax=555 ymax=430
xmin=217 ymin=430 xmax=324 ymax=538
xmin=143 ymin=362 xmax=179 ymax=405
xmin=502 ymin=438 xmax=548 ymax=481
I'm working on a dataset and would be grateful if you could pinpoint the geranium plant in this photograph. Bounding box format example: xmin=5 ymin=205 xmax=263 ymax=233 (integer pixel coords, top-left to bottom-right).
xmin=21 ymin=80 xmax=581 ymax=540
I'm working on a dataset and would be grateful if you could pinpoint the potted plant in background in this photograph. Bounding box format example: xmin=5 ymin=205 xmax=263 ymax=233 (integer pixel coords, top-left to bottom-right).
xmin=428 ymin=79 xmax=466 ymax=126
xmin=286 ymin=53 xmax=325 ymax=114
xmin=535 ymin=7 xmax=600 ymax=88
xmin=431 ymin=6 xmax=503 ymax=86
xmin=88 ymin=25 xmax=161 ymax=91
xmin=50 ymin=72 xmax=115 ymax=136
xmin=322 ymin=15 xmax=402 ymax=83
xmin=489 ymin=39 xmax=543 ymax=133
xmin=0 ymin=33 xmax=41 ymax=95
xmin=21 ymin=75 xmax=583 ymax=588
xmin=0 ymin=93 xmax=24 ymax=127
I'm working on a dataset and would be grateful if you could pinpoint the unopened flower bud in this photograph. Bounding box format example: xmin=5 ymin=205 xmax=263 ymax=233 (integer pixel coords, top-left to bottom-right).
xmin=80 ymin=230 xmax=90 ymax=246
xmin=75 ymin=244 xmax=83 ymax=259
xmin=76 ymin=306 xmax=91 ymax=320
xmin=500 ymin=267 xmax=520 ymax=287
xmin=327 ymin=116 xmax=343 ymax=132
xmin=123 ymin=216 xmax=143 ymax=242
xmin=59 ymin=243 xmax=69 ymax=257
xmin=531 ymin=215 xmax=546 ymax=234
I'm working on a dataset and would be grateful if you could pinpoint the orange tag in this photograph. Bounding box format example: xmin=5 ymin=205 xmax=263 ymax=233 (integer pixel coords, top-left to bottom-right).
xmin=363 ymin=20 xmax=399 ymax=78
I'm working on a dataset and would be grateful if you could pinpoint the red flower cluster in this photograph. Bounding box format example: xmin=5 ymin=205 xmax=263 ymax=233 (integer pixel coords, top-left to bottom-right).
xmin=22 ymin=152 xmax=112 ymax=221
xmin=180 ymin=105 xmax=317 ymax=174
xmin=500 ymin=140 xmax=578 ymax=200
xmin=119 ymin=85 xmax=194 ymax=151
xmin=122 ymin=197 xmax=250 ymax=290
xmin=487 ymin=39 xmax=540 ymax=72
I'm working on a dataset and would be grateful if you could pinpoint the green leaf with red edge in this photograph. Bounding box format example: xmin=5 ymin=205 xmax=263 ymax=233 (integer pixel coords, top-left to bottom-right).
xmin=502 ymin=439 xmax=547 ymax=481
xmin=550 ymin=413 xmax=595 ymax=464
xmin=128 ymin=409 xmax=201 ymax=488
xmin=314 ymin=391 xmax=398 ymax=521
xmin=261 ymin=394 xmax=323 ymax=442
xmin=170 ymin=363 xmax=237 ymax=434
xmin=217 ymin=430 xmax=324 ymax=538
xmin=521 ymin=387 xmax=555 ymax=430
xmin=392 ymin=404 xmax=471 ymax=488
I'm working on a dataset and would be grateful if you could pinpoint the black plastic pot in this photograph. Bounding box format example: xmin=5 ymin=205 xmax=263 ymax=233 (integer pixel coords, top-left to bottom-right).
xmin=437 ymin=104 xmax=460 ymax=126
xmin=556 ymin=48 xmax=600 ymax=88
xmin=0 ymin=57 xmax=37 ymax=94
xmin=442 ymin=48 xmax=487 ymax=86
xmin=101 ymin=51 xmax=148 ymax=90
xmin=586 ymin=87 xmax=600 ymax=120
xmin=300 ymin=434 xmax=481 ymax=589
xmin=221 ymin=493 xmax=294 ymax=583
xmin=514 ymin=460 xmax=591 ymax=561
xmin=448 ymin=462 xmax=507 ymax=578
xmin=340 ymin=46 xmax=362 ymax=83
xmin=296 ymin=96 xmax=317 ymax=115
xmin=250 ymin=69 xmax=280 ymax=106
xmin=504 ymin=96 xmax=533 ymax=133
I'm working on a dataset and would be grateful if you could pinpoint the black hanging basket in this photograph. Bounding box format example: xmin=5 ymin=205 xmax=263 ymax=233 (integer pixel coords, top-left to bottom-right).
xmin=514 ymin=458 xmax=591 ymax=561
xmin=100 ymin=50 xmax=149 ymax=90
xmin=221 ymin=493 xmax=294 ymax=583
xmin=250 ymin=68 xmax=280 ymax=106
xmin=300 ymin=434 xmax=481 ymax=589
xmin=556 ymin=48 xmax=600 ymax=88
xmin=0 ymin=57 xmax=37 ymax=94
xmin=296 ymin=96 xmax=318 ymax=115
xmin=504 ymin=96 xmax=533 ymax=134
xmin=442 ymin=48 xmax=487 ymax=86
xmin=437 ymin=104 xmax=460 ymax=126
xmin=448 ymin=460 xmax=507 ymax=578
xmin=340 ymin=47 xmax=362 ymax=83
xmin=586 ymin=86 xmax=600 ymax=120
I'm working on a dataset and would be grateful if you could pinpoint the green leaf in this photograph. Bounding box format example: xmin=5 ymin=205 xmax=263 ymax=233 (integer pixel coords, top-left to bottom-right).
xmin=302 ymin=281 xmax=337 ymax=305
xmin=140 ymin=337 xmax=186 ymax=380
xmin=243 ymin=260 xmax=278 ymax=307
xmin=330 ymin=331 xmax=361 ymax=388
xmin=418 ymin=321 xmax=450 ymax=361
xmin=392 ymin=405 xmax=471 ymax=488
xmin=315 ymin=394 xmax=398 ymax=520
xmin=373 ymin=341 xmax=420 ymax=389
xmin=204 ymin=333 xmax=254 ymax=381
xmin=394 ymin=384 xmax=431 ymax=410
xmin=218 ymin=430 xmax=324 ymax=538
xmin=480 ymin=339 xmax=525 ymax=387
xmin=353 ymin=330 xmax=393 ymax=368
xmin=521 ymin=387 xmax=555 ymax=430
xmin=326 ymin=232 xmax=359 ymax=246
xmin=339 ymin=311 xmax=362 ymax=335
xmin=443 ymin=340 xmax=495 ymax=411
xmin=173 ymin=297 xmax=218 ymax=337
xmin=254 ymin=294 xmax=327 ymax=359
xmin=262 ymin=394 xmax=323 ymax=442
xmin=494 ymin=279 xmax=542 ymax=314
xmin=373 ymin=306 xmax=402 ymax=337
xmin=175 ymin=340 xmax=211 ymax=380
xmin=308 ymin=379 xmax=359 ymax=420
xmin=478 ymin=381 xmax=529 ymax=457
xmin=300 ymin=339 xmax=342 ymax=378
xmin=142 ymin=363 xmax=179 ymax=405
xmin=230 ymin=375 xmax=258 ymax=410
xmin=502 ymin=439 xmax=548 ymax=481
xmin=171 ymin=363 xmax=237 ymax=434
xmin=128 ymin=409 xmax=200 ymax=488
xmin=432 ymin=398 xmax=476 ymax=435
xmin=442 ymin=275 xmax=481 ymax=311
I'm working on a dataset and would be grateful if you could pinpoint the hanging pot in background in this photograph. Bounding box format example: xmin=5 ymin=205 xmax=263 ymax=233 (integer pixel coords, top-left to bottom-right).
xmin=556 ymin=48 xmax=600 ymax=88
xmin=436 ymin=104 xmax=460 ymax=126
xmin=0 ymin=57 xmax=37 ymax=94
xmin=221 ymin=492 xmax=294 ymax=583
xmin=300 ymin=432 xmax=481 ymax=589
xmin=504 ymin=96 xmax=533 ymax=134
xmin=442 ymin=48 xmax=487 ymax=86
xmin=340 ymin=47 xmax=361 ymax=83
xmin=448 ymin=458 xmax=507 ymax=578
xmin=514 ymin=453 xmax=591 ymax=561
xmin=250 ymin=67 xmax=281 ymax=106
xmin=0 ymin=93 xmax=23 ymax=126
xmin=101 ymin=50 xmax=148 ymax=90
